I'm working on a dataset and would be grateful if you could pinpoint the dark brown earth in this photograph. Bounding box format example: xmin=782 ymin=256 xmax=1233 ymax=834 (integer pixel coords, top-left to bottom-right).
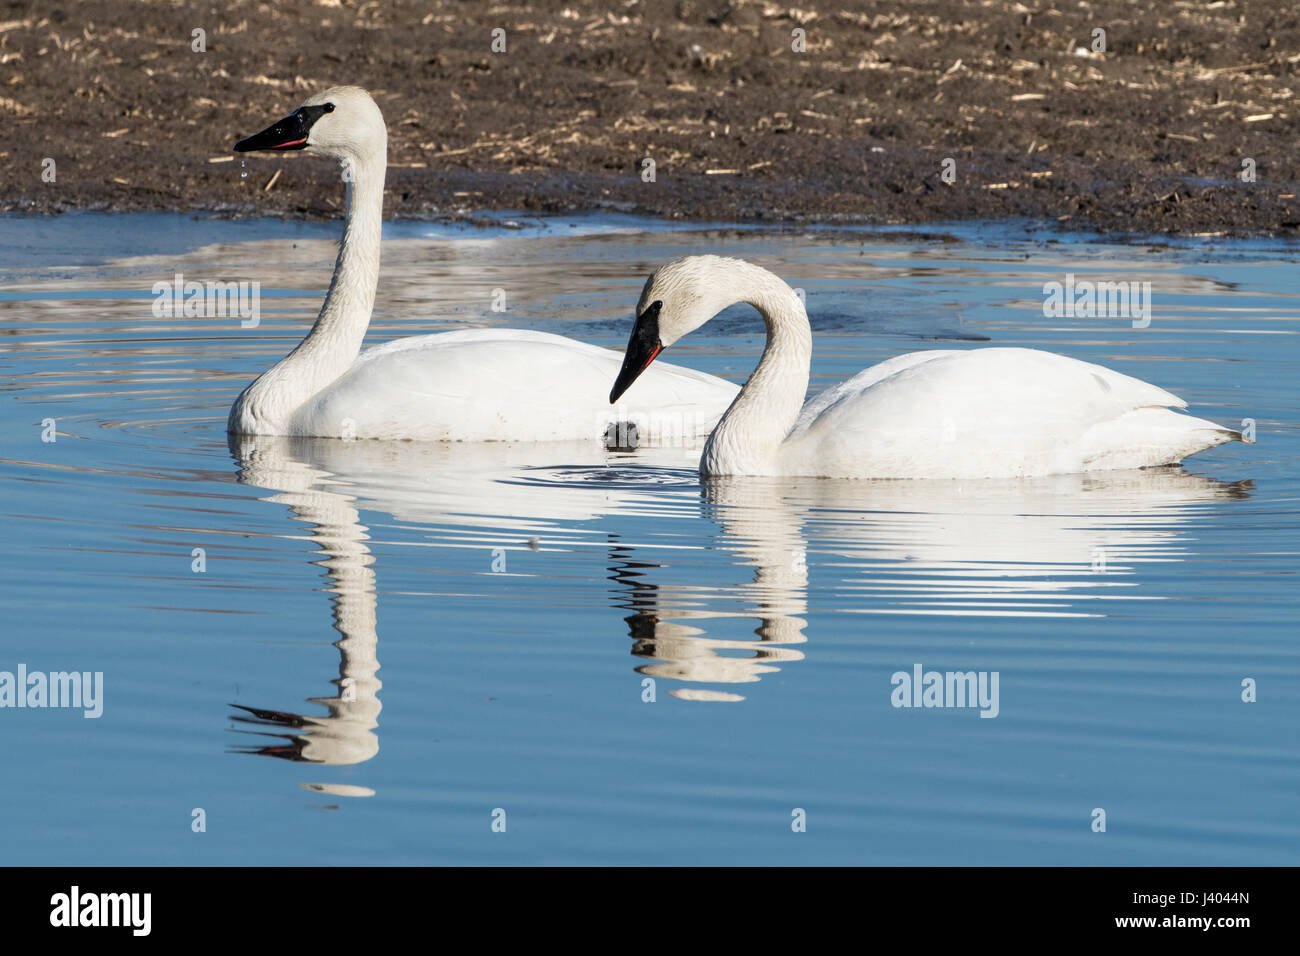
xmin=2 ymin=0 xmax=1299 ymax=235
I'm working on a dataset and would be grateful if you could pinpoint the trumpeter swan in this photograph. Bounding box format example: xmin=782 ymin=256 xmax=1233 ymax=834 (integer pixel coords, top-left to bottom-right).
xmin=609 ymin=255 xmax=1250 ymax=479
xmin=228 ymin=87 xmax=738 ymax=442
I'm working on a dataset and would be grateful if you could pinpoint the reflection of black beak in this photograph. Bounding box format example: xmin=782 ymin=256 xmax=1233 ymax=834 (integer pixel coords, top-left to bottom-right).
xmin=610 ymin=301 xmax=664 ymax=403
xmin=234 ymin=103 xmax=332 ymax=152
xmin=227 ymin=703 xmax=312 ymax=761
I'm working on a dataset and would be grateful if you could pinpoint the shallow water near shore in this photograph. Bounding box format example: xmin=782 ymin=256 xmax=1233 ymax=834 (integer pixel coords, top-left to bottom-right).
xmin=0 ymin=212 xmax=1296 ymax=865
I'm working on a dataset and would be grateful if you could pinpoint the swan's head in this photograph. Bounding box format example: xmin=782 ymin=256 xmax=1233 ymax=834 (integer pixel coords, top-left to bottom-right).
xmin=610 ymin=255 xmax=749 ymax=403
xmin=234 ymin=86 xmax=386 ymax=164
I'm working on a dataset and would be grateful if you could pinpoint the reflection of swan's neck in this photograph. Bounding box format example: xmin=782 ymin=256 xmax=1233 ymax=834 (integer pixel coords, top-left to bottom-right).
xmin=282 ymin=482 xmax=382 ymax=764
xmin=233 ymin=438 xmax=383 ymax=766
xmin=229 ymin=146 xmax=387 ymax=434
xmin=307 ymin=497 xmax=381 ymax=720
xmin=748 ymin=559 xmax=808 ymax=643
xmin=715 ymin=480 xmax=809 ymax=642
xmin=701 ymin=264 xmax=811 ymax=476
xmin=620 ymin=480 xmax=810 ymax=697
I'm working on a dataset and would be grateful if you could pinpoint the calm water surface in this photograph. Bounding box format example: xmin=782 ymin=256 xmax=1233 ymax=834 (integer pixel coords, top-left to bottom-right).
xmin=0 ymin=213 xmax=1296 ymax=865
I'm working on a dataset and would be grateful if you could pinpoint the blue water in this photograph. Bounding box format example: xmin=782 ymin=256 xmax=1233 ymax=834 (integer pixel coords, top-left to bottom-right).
xmin=0 ymin=213 xmax=1296 ymax=865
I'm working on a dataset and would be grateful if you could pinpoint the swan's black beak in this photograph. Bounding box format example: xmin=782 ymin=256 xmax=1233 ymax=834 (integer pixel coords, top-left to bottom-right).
xmin=234 ymin=104 xmax=332 ymax=152
xmin=610 ymin=301 xmax=664 ymax=403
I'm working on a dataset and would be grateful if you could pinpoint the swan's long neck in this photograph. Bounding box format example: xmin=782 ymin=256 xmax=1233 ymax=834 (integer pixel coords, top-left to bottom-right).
xmin=700 ymin=264 xmax=812 ymax=476
xmin=229 ymin=146 xmax=386 ymax=434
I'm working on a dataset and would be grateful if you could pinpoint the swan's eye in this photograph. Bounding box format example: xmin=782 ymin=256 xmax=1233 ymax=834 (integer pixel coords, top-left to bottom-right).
xmin=323 ymin=103 xmax=335 ymax=113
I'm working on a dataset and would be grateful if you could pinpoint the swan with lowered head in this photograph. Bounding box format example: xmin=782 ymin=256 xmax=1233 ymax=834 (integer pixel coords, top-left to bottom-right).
xmin=228 ymin=87 xmax=738 ymax=443
xmin=609 ymin=255 xmax=1250 ymax=479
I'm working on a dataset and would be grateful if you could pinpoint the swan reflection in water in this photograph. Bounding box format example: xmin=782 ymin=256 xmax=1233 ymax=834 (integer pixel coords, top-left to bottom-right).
xmin=226 ymin=433 xmax=1250 ymax=724
xmin=804 ymin=469 xmax=1251 ymax=618
xmin=612 ymin=478 xmax=810 ymax=703
xmin=224 ymin=433 xmax=699 ymax=789
xmin=227 ymin=435 xmax=383 ymax=795
xmin=613 ymin=469 xmax=1251 ymax=700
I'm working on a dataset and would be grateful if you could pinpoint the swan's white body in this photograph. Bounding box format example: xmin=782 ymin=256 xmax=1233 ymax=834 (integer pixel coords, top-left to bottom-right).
xmin=228 ymin=87 xmax=738 ymax=442
xmin=253 ymin=327 xmax=736 ymax=442
xmin=615 ymin=256 xmax=1247 ymax=479
xmin=780 ymin=347 xmax=1238 ymax=478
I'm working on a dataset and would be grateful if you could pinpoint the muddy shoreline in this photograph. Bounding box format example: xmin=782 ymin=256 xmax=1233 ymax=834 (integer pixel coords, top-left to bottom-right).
xmin=2 ymin=1 xmax=1298 ymax=235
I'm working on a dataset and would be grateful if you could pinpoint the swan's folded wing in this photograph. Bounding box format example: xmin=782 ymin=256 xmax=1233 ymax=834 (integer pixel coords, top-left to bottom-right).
xmin=794 ymin=349 xmax=959 ymax=431
xmin=784 ymin=347 xmax=1234 ymax=478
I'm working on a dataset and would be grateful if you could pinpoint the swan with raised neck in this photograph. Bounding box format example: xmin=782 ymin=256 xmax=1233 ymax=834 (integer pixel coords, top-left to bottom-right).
xmin=229 ymin=86 xmax=385 ymax=436
xmin=226 ymin=88 xmax=739 ymax=444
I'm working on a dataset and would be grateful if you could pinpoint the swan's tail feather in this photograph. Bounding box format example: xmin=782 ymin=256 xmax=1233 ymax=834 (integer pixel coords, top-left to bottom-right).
xmin=1078 ymin=407 xmax=1246 ymax=471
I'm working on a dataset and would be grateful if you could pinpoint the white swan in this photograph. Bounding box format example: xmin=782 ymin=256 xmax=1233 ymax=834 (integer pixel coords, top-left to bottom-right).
xmin=229 ymin=87 xmax=738 ymax=442
xmin=609 ymin=255 xmax=1250 ymax=479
